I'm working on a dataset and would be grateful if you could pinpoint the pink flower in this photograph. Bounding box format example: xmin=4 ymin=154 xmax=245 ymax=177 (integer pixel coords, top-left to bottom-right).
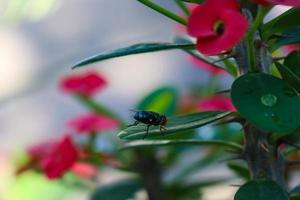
xmin=189 ymin=56 xmax=226 ymax=75
xmin=253 ymin=0 xmax=300 ymax=7
xmin=68 ymin=113 xmax=118 ymax=134
xmin=187 ymin=0 xmax=248 ymax=55
xmin=59 ymin=71 xmax=107 ymax=97
xmin=19 ymin=135 xmax=78 ymax=179
xmin=197 ymin=96 xmax=236 ymax=111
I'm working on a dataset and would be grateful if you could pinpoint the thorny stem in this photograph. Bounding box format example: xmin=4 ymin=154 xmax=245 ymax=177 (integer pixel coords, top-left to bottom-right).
xmin=243 ymin=124 xmax=287 ymax=189
xmin=137 ymin=0 xmax=187 ymax=25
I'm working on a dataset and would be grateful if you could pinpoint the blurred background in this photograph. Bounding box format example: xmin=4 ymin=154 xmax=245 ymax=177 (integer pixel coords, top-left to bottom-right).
xmin=0 ymin=0 xmax=291 ymax=200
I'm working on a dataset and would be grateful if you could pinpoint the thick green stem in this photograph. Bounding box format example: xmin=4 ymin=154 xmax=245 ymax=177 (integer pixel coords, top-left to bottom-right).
xmin=243 ymin=124 xmax=287 ymax=189
xmin=137 ymin=0 xmax=187 ymax=25
xmin=245 ymin=6 xmax=267 ymax=73
xmin=174 ymin=0 xmax=190 ymax=16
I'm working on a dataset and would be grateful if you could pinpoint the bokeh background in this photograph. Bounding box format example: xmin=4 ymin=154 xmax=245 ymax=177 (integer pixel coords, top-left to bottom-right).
xmin=0 ymin=0 xmax=291 ymax=200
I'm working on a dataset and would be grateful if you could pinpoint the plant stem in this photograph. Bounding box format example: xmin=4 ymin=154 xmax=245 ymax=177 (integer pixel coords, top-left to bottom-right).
xmin=174 ymin=0 xmax=190 ymax=16
xmin=246 ymin=6 xmax=267 ymax=73
xmin=137 ymin=0 xmax=187 ymax=25
xmin=243 ymin=124 xmax=287 ymax=189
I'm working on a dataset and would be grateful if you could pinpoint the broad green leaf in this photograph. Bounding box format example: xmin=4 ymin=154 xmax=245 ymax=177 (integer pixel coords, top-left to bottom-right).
xmin=231 ymin=73 xmax=300 ymax=133
xmin=73 ymin=42 xmax=195 ymax=68
xmin=90 ymin=179 xmax=141 ymax=200
xmin=137 ymin=87 xmax=178 ymax=116
xmin=275 ymin=62 xmax=300 ymax=92
xmin=227 ymin=162 xmax=250 ymax=181
xmin=284 ymin=51 xmax=300 ymax=77
xmin=262 ymin=8 xmax=300 ymax=38
xmin=118 ymin=111 xmax=231 ymax=140
xmin=234 ymin=180 xmax=289 ymax=200
xmin=271 ymin=28 xmax=300 ymax=51
xmin=121 ymin=139 xmax=243 ymax=151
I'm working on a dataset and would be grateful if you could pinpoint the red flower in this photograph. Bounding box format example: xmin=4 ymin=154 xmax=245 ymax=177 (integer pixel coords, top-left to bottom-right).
xmin=197 ymin=96 xmax=236 ymax=111
xmin=68 ymin=113 xmax=118 ymax=134
xmin=189 ymin=56 xmax=226 ymax=75
xmin=253 ymin=0 xmax=300 ymax=7
xmin=60 ymin=71 xmax=107 ymax=97
xmin=20 ymin=135 xmax=79 ymax=179
xmin=187 ymin=0 xmax=248 ymax=55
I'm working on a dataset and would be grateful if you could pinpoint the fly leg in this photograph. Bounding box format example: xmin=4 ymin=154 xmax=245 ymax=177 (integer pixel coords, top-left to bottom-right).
xmin=143 ymin=124 xmax=151 ymax=139
xmin=128 ymin=121 xmax=139 ymax=127
xmin=159 ymin=125 xmax=166 ymax=136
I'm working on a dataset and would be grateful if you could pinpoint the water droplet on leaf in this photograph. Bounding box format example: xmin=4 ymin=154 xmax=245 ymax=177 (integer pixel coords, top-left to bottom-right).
xmin=261 ymin=94 xmax=277 ymax=107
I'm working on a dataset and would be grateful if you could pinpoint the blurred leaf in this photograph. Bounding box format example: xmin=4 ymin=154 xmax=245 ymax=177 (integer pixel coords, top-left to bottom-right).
xmin=262 ymin=8 xmax=300 ymax=38
xmin=290 ymin=185 xmax=300 ymax=200
xmin=275 ymin=62 xmax=300 ymax=92
xmin=271 ymin=28 xmax=300 ymax=51
xmin=119 ymin=111 xmax=231 ymax=140
xmin=284 ymin=51 xmax=300 ymax=77
xmin=121 ymin=139 xmax=243 ymax=151
xmin=231 ymin=73 xmax=300 ymax=133
xmin=12 ymin=172 xmax=71 ymax=200
xmin=167 ymin=179 xmax=226 ymax=200
xmin=137 ymin=87 xmax=178 ymax=116
xmin=90 ymin=178 xmax=142 ymax=200
xmin=227 ymin=162 xmax=250 ymax=181
xmin=73 ymin=42 xmax=195 ymax=68
xmin=234 ymin=180 xmax=289 ymax=200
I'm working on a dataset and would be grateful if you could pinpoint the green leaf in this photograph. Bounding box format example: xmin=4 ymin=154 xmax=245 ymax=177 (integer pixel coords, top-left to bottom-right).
xmin=231 ymin=73 xmax=300 ymax=133
xmin=271 ymin=28 xmax=300 ymax=51
xmin=275 ymin=62 xmax=300 ymax=93
xmin=90 ymin=179 xmax=141 ymax=200
xmin=73 ymin=42 xmax=195 ymax=68
xmin=290 ymin=185 xmax=300 ymax=200
xmin=121 ymin=139 xmax=243 ymax=151
xmin=262 ymin=8 xmax=300 ymax=38
xmin=119 ymin=111 xmax=231 ymax=140
xmin=234 ymin=180 xmax=289 ymax=200
xmin=227 ymin=162 xmax=250 ymax=181
xmin=284 ymin=51 xmax=300 ymax=77
xmin=137 ymin=87 xmax=178 ymax=116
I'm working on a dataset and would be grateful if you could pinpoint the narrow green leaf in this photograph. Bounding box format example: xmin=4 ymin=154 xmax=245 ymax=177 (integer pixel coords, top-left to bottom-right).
xmin=121 ymin=139 xmax=243 ymax=151
xmin=73 ymin=42 xmax=195 ymax=68
xmin=262 ymin=8 xmax=300 ymax=38
xmin=137 ymin=87 xmax=178 ymax=116
xmin=227 ymin=162 xmax=250 ymax=181
xmin=119 ymin=111 xmax=231 ymax=140
xmin=275 ymin=62 xmax=300 ymax=93
xmin=234 ymin=180 xmax=289 ymax=200
xmin=284 ymin=51 xmax=300 ymax=77
xmin=290 ymin=185 xmax=300 ymax=200
xmin=271 ymin=28 xmax=300 ymax=51
xmin=90 ymin=179 xmax=141 ymax=200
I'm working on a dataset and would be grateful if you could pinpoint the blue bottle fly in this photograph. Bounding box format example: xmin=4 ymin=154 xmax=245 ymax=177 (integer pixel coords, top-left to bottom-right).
xmin=128 ymin=111 xmax=167 ymax=139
